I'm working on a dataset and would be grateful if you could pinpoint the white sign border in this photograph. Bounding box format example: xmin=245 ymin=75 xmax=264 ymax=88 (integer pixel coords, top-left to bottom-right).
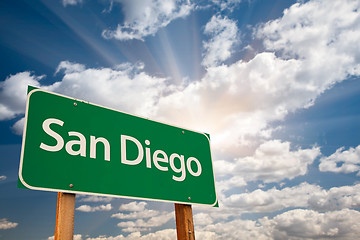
xmin=18 ymin=87 xmax=218 ymax=207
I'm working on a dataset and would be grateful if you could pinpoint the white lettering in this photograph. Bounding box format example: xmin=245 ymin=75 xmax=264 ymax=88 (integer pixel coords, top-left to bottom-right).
xmin=145 ymin=140 xmax=151 ymax=168
xmin=40 ymin=118 xmax=64 ymax=152
xmin=121 ymin=135 xmax=143 ymax=165
xmin=153 ymin=150 xmax=168 ymax=171
xmin=170 ymin=153 xmax=186 ymax=181
xmin=90 ymin=136 xmax=111 ymax=161
xmin=39 ymin=118 xmax=203 ymax=181
xmin=65 ymin=132 xmax=86 ymax=157
xmin=187 ymin=157 xmax=202 ymax=177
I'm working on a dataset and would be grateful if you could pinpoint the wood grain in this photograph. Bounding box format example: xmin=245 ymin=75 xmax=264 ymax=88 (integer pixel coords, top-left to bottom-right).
xmin=55 ymin=192 xmax=76 ymax=240
xmin=175 ymin=203 xmax=195 ymax=240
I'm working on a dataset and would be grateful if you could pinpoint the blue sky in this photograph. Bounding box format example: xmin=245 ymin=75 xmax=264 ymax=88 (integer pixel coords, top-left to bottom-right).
xmin=1 ymin=0 xmax=360 ymax=239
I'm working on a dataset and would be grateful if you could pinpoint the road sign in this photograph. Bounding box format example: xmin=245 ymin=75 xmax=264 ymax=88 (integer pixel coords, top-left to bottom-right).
xmin=19 ymin=87 xmax=217 ymax=206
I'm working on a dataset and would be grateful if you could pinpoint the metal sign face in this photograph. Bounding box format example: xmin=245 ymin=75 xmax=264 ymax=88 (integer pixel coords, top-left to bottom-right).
xmin=18 ymin=88 xmax=217 ymax=206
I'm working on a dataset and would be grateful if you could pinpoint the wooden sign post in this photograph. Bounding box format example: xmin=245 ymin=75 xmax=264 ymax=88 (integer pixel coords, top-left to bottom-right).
xmin=175 ymin=203 xmax=195 ymax=240
xmin=55 ymin=192 xmax=76 ymax=240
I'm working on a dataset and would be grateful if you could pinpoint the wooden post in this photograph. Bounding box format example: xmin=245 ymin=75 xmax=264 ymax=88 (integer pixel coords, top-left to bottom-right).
xmin=55 ymin=192 xmax=76 ymax=240
xmin=175 ymin=203 xmax=195 ymax=240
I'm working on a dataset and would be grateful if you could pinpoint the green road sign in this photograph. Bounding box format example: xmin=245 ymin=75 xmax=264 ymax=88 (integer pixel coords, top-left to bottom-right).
xmin=18 ymin=87 xmax=217 ymax=206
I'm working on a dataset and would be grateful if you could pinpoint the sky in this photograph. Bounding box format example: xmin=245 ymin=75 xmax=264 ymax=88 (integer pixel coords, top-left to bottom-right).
xmin=0 ymin=0 xmax=360 ymax=239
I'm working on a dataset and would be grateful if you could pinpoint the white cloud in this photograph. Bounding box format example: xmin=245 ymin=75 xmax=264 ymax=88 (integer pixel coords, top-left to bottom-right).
xmin=47 ymin=61 xmax=168 ymax=118
xmin=308 ymin=184 xmax=360 ymax=211
xmin=193 ymin=212 xmax=214 ymax=226
xmin=2 ymin=0 xmax=360 ymax=239
xmin=319 ymin=145 xmax=360 ymax=175
xmin=61 ymin=0 xmax=83 ymax=7
xmin=102 ymin=0 xmax=193 ymax=41
xmin=152 ymin=43 xmax=357 ymax=158
xmin=150 ymin=0 xmax=360 ymax=159
xmin=153 ymin=52 xmax=302 ymax=153
xmin=257 ymin=0 xmax=360 ymax=81
xmin=222 ymin=182 xmax=360 ymax=213
xmin=1 ymin=0 xmax=359 ymax=224
xmin=0 ymin=175 xmax=6 ymax=181
xmin=76 ymin=203 xmax=112 ymax=212
xmin=267 ymin=209 xmax=360 ymax=240
xmin=79 ymin=208 xmax=360 ymax=239
xmin=48 ymin=234 xmax=83 ymax=240
xmin=130 ymin=229 xmax=175 ymax=240
xmin=55 ymin=61 xmax=86 ymax=74
xmin=108 ymin=201 xmax=175 ymax=233
xmin=117 ymin=212 xmax=174 ymax=232
xmin=112 ymin=209 xmax=159 ymax=219
xmin=118 ymin=201 xmax=147 ymax=212
xmin=215 ymin=140 xmax=320 ymax=184
xmin=3 ymin=0 xmax=360 ymax=159
xmin=75 ymin=235 xmax=84 ymax=240
xmin=211 ymin=0 xmax=243 ymax=11
xmin=202 ymin=15 xmax=239 ymax=67
xmin=85 ymin=229 xmax=176 ymax=240
xmin=0 ymin=72 xmax=41 ymax=121
xmin=11 ymin=117 xmax=25 ymax=135
xmin=0 ymin=218 xmax=18 ymax=230
xmin=0 ymin=61 xmax=168 ymax=135
xmin=113 ymin=201 xmax=173 ymax=233
xmin=234 ymin=140 xmax=320 ymax=183
xmin=151 ymin=0 xmax=359 ymax=175
xmin=215 ymin=175 xmax=247 ymax=195
xmin=1 ymin=0 xmax=358 ymax=157
xmin=198 ymin=218 xmax=269 ymax=240
xmin=197 ymin=208 xmax=360 ymax=240
xmin=78 ymin=195 xmax=113 ymax=203
xmin=223 ymin=182 xmax=319 ymax=212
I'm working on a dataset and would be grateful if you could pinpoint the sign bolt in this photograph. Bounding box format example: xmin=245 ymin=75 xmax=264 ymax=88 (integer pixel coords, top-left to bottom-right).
xmin=74 ymin=102 xmax=77 ymax=106
xmin=188 ymin=197 xmax=191 ymax=200
xmin=69 ymin=184 xmax=74 ymax=188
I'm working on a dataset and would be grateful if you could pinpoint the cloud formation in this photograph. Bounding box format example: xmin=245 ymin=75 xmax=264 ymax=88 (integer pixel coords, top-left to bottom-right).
xmin=112 ymin=210 xmax=159 ymax=220
xmin=85 ymin=229 xmax=176 ymax=240
xmin=117 ymin=212 xmax=173 ymax=233
xmin=113 ymin=201 xmax=173 ymax=233
xmin=76 ymin=208 xmax=360 ymax=240
xmin=118 ymin=201 xmax=147 ymax=212
xmin=196 ymin=208 xmax=360 ymax=240
xmin=2 ymin=0 xmax=360 ymax=161
xmin=2 ymin=1 xmax=360 ymax=239
xmin=257 ymin=0 xmax=360 ymax=80
xmin=76 ymin=203 xmax=112 ymax=212
xmin=202 ymin=15 xmax=239 ymax=67
xmin=267 ymin=209 xmax=360 ymax=240
xmin=319 ymin=145 xmax=360 ymax=175
xmin=102 ymin=0 xmax=193 ymax=41
xmin=223 ymin=183 xmax=360 ymax=212
xmin=48 ymin=234 xmax=83 ymax=240
xmin=0 ymin=218 xmax=18 ymax=230
xmin=78 ymin=195 xmax=113 ymax=203
xmin=0 ymin=72 xmax=41 ymax=121
xmin=216 ymin=140 xmax=320 ymax=184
